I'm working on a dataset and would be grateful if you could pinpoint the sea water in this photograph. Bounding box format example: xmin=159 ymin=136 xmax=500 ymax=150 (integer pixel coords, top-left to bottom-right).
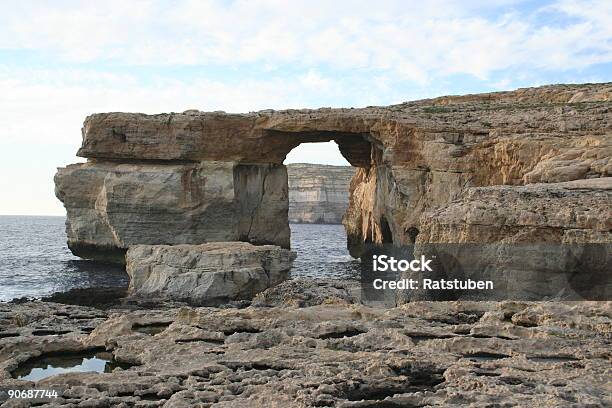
xmin=0 ymin=216 xmax=359 ymax=302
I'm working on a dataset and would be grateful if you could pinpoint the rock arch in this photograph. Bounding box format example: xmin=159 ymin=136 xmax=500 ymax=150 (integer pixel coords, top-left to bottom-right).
xmin=56 ymin=83 xmax=612 ymax=264
xmin=56 ymin=110 xmax=391 ymax=262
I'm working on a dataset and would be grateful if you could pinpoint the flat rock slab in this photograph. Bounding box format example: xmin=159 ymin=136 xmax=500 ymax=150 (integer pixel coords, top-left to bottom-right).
xmin=126 ymin=242 xmax=296 ymax=306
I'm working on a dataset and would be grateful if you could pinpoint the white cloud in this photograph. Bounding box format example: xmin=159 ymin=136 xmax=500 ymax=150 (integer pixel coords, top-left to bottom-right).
xmin=1 ymin=0 xmax=610 ymax=81
xmin=298 ymin=70 xmax=333 ymax=91
xmin=491 ymin=77 xmax=512 ymax=89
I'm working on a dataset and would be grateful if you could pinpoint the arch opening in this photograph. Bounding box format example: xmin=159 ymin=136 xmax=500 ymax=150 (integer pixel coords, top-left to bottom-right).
xmin=283 ymin=139 xmax=357 ymax=226
xmin=264 ymin=129 xmax=373 ymax=168
xmin=282 ymin=137 xmax=366 ymax=280
xmin=284 ymin=141 xmax=350 ymax=166
xmin=278 ymin=133 xmax=395 ymax=265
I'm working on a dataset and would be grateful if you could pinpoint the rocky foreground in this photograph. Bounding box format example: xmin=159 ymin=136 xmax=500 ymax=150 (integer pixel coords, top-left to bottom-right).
xmin=1 ymin=280 xmax=610 ymax=407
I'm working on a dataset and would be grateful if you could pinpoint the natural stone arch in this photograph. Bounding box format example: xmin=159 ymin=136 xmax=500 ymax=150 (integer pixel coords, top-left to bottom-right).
xmin=56 ymin=84 xmax=611 ymax=264
xmin=57 ymin=111 xmax=392 ymax=263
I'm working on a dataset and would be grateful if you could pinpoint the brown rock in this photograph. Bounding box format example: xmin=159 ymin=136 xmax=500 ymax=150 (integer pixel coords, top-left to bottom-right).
xmin=55 ymin=161 xmax=289 ymax=262
xmin=393 ymin=179 xmax=612 ymax=303
xmin=418 ymin=178 xmax=612 ymax=244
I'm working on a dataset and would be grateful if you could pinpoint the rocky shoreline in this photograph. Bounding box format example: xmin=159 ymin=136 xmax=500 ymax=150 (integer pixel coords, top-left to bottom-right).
xmin=1 ymin=279 xmax=610 ymax=407
xmin=3 ymin=83 xmax=610 ymax=406
xmin=50 ymin=83 xmax=611 ymax=304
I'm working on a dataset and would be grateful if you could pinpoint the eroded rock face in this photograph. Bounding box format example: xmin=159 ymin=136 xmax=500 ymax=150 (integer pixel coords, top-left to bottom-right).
xmin=1 ymin=295 xmax=610 ymax=406
xmin=55 ymin=83 xmax=612 ymax=263
xmin=287 ymin=163 xmax=354 ymax=224
xmin=55 ymin=161 xmax=289 ymax=262
xmin=418 ymin=178 xmax=612 ymax=244
xmin=126 ymin=242 xmax=296 ymax=305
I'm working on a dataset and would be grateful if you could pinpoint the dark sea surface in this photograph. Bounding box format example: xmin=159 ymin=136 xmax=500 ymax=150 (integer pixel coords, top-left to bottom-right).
xmin=0 ymin=216 xmax=360 ymax=302
xmin=0 ymin=216 xmax=128 ymax=302
xmin=289 ymin=223 xmax=361 ymax=280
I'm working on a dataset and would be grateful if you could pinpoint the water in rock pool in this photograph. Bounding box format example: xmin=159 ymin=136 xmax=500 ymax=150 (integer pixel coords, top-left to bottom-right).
xmin=12 ymin=351 xmax=132 ymax=381
xmin=0 ymin=216 xmax=360 ymax=302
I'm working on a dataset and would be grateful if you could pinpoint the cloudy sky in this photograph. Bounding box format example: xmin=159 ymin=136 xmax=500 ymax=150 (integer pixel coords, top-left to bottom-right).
xmin=1 ymin=0 xmax=611 ymax=215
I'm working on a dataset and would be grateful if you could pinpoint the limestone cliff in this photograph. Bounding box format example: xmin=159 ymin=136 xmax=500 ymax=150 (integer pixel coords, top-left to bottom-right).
xmin=287 ymin=164 xmax=353 ymax=224
xmin=418 ymin=178 xmax=611 ymax=244
xmin=55 ymin=83 xmax=611 ymax=264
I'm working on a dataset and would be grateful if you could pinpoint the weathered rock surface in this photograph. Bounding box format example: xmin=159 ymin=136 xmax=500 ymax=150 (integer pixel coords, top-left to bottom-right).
xmin=418 ymin=178 xmax=612 ymax=244
xmin=126 ymin=243 xmax=296 ymax=306
xmin=1 ymin=293 xmax=610 ymax=406
xmin=251 ymin=278 xmax=360 ymax=308
xmin=287 ymin=164 xmax=354 ymax=224
xmin=55 ymin=161 xmax=289 ymax=262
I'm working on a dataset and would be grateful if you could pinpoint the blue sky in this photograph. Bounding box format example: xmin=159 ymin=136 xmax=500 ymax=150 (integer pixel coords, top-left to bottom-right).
xmin=1 ymin=0 xmax=611 ymax=215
